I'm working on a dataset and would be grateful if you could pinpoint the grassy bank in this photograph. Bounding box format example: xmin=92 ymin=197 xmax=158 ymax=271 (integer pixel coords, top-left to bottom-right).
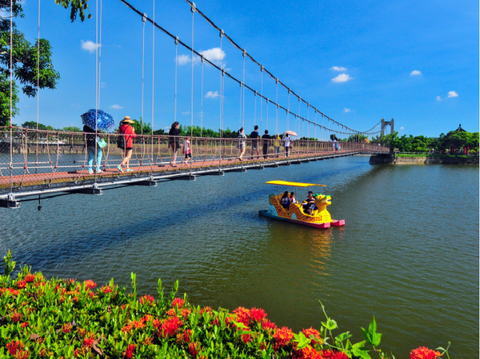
xmin=0 ymin=252 xmax=449 ymax=358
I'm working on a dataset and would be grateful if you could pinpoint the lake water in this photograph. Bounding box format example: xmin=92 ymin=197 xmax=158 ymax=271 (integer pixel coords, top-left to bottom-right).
xmin=1 ymin=157 xmax=478 ymax=358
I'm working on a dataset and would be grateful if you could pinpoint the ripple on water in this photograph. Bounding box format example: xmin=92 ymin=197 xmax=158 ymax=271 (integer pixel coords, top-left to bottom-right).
xmin=0 ymin=158 xmax=478 ymax=358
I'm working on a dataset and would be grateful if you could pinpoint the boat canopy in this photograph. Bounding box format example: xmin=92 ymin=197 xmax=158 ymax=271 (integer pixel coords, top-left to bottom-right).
xmin=266 ymin=181 xmax=326 ymax=187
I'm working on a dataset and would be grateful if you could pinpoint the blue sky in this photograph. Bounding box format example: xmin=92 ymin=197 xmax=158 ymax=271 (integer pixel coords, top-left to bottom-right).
xmin=11 ymin=0 xmax=479 ymax=137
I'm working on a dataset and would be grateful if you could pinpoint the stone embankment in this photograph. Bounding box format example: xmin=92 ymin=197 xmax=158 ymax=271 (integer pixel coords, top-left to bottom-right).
xmin=370 ymin=154 xmax=479 ymax=165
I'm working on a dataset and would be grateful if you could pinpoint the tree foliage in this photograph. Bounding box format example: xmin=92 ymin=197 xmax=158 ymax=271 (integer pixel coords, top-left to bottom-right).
xmin=0 ymin=0 xmax=90 ymax=126
xmin=371 ymin=131 xmax=479 ymax=153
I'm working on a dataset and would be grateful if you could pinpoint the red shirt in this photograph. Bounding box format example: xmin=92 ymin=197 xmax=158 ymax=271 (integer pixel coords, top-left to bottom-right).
xmin=119 ymin=124 xmax=136 ymax=148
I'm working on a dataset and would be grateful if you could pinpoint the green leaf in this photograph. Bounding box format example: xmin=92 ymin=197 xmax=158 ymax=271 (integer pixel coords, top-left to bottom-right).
xmin=293 ymin=332 xmax=311 ymax=349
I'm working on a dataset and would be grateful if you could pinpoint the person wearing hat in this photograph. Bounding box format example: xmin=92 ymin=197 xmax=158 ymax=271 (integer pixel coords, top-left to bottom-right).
xmin=117 ymin=116 xmax=136 ymax=172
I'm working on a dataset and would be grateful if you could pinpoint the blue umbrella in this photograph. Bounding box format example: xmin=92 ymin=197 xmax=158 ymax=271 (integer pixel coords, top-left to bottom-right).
xmin=81 ymin=109 xmax=115 ymax=132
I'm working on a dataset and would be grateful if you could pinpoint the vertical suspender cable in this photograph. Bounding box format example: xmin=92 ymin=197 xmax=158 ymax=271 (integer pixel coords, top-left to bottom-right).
xmin=266 ymin=98 xmax=268 ymax=130
xmin=287 ymin=90 xmax=290 ymax=132
xmin=254 ymin=92 xmax=256 ymax=127
xmin=238 ymin=82 xmax=242 ymax=130
xmin=260 ymin=66 xmax=263 ymax=134
xmin=36 ymin=0 xmax=40 ymax=171
xmin=242 ymin=50 xmax=245 ymax=130
xmin=152 ymin=0 xmax=155 ymax=161
xmin=9 ymin=0 xmax=13 ymax=191
xmin=321 ymin=114 xmax=324 ymax=141
xmin=314 ymin=110 xmax=317 ymax=140
xmin=219 ymin=30 xmax=223 ymax=136
xmin=141 ymin=13 xmax=146 ymax=135
xmin=174 ymin=38 xmax=178 ymax=122
xmin=200 ymin=56 xmax=204 ymax=137
xmin=191 ymin=3 xmax=195 ymax=139
xmin=275 ymin=79 xmax=278 ymax=134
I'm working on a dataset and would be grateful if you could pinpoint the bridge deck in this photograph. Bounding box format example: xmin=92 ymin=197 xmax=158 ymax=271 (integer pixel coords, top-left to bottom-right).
xmin=0 ymin=129 xmax=389 ymax=207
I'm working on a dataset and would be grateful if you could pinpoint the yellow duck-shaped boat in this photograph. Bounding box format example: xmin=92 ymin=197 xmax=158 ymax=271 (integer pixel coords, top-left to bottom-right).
xmin=259 ymin=181 xmax=345 ymax=229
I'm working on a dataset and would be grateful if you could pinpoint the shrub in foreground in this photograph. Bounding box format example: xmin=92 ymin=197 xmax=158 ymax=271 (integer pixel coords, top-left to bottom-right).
xmin=0 ymin=251 xmax=450 ymax=358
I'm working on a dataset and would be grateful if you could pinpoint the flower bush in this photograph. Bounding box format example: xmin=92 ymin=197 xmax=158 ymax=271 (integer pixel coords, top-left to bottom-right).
xmin=0 ymin=251 xmax=450 ymax=358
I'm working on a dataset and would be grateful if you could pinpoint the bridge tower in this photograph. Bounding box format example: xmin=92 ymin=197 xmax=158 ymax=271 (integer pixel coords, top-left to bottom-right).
xmin=381 ymin=118 xmax=395 ymax=137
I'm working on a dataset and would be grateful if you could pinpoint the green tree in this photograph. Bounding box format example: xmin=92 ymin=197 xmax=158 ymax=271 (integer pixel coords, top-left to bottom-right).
xmin=0 ymin=0 xmax=90 ymax=126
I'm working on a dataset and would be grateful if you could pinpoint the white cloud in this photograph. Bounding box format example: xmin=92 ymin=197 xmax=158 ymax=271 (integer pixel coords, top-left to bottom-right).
xmin=110 ymin=104 xmax=124 ymax=110
xmin=331 ymin=66 xmax=347 ymax=72
xmin=177 ymin=54 xmax=192 ymax=66
xmin=177 ymin=47 xmax=227 ymax=67
xmin=400 ymin=126 xmax=405 ymax=130
xmin=181 ymin=111 xmax=190 ymax=115
xmin=81 ymin=40 xmax=101 ymax=53
xmin=410 ymin=70 xmax=421 ymax=76
xmin=343 ymin=108 xmax=351 ymax=113
xmin=200 ymin=47 xmax=226 ymax=62
xmin=205 ymin=91 xmax=220 ymax=99
xmin=332 ymin=73 xmax=354 ymax=83
xmin=437 ymin=91 xmax=458 ymax=101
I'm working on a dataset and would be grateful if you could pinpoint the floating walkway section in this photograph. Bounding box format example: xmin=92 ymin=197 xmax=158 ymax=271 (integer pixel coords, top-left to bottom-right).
xmin=0 ymin=128 xmax=389 ymax=208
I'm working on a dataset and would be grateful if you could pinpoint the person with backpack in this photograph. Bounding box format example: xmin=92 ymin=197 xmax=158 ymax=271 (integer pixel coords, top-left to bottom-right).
xmin=261 ymin=130 xmax=271 ymax=159
xmin=117 ymin=116 xmax=136 ymax=172
xmin=237 ymin=127 xmax=246 ymax=161
xmin=168 ymin=121 xmax=181 ymax=167
xmin=83 ymin=124 xmax=103 ymax=174
xmin=250 ymin=125 xmax=260 ymax=159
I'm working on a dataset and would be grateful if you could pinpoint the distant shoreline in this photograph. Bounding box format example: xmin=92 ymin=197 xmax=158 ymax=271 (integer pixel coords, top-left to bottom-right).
xmin=370 ymin=154 xmax=479 ymax=165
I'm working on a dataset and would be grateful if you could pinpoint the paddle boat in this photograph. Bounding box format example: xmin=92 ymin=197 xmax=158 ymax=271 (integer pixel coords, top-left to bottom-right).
xmin=259 ymin=180 xmax=345 ymax=229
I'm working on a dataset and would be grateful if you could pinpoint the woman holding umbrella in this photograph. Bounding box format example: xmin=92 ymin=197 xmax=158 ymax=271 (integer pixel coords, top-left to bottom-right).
xmin=83 ymin=124 xmax=103 ymax=174
xmin=81 ymin=109 xmax=115 ymax=174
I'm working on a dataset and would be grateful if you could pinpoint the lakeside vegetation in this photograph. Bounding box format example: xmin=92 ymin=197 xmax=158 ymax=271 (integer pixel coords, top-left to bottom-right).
xmin=0 ymin=252 xmax=449 ymax=359
xmin=370 ymin=130 xmax=479 ymax=154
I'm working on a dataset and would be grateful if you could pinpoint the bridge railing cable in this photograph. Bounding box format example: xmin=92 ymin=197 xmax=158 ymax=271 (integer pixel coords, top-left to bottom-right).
xmin=0 ymin=127 xmax=389 ymax=196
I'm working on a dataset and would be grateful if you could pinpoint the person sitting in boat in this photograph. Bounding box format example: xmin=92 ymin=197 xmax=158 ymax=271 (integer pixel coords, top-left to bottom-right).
xmin=280 ymin=191 xmax=290 ymax=209
xmin=303 ymin=191 xmax=317 ymax=215
xmin=290 ymin=192 xmax=297 ymax=204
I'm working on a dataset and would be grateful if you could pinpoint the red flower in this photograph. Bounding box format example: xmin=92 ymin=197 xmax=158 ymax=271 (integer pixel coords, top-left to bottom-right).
xmin=122 ymin=323 xmax=133 ymax=333
xmin=250 ymin=307 xmax=267 ymax=322
xmin=11 ymin=312 xmax=22 ymax=323
xmin=177 ymin=329 xmax=192 ymax=343
xmin=123 ymin=344 xmax=135 ymax=358
xmin=241 ymin=333 xmax=252 ymax=344
xmin=140 ymin=294 xmax=155 ymax=305
xmin=100 ymin=285 xmax=112 ymax=294
xmin=62 ymin=323 xmax=73 ymax=333
xmin=133 ymin=320 xmax=145 ymax=329
xmin=188 ymin=342 xmax=200 ymax=357
xmin=199 ymin=306 xmax=213 ymax=314
xmin=152 ymin=318 xmax=162 ymax=329
xmin=7 ymin=288 xmax=20 ymax=296
xmin=159 ymin=315 xmax=183 ymax=338
xmin=212 ymin=317 xmax=220 ymax=326
xmin=272 ymin=326 xmax=294 ymax=350
xmin=20 ymin=322 xmax=29 ymax=328
xmin=295 ymin=346 xmax=322 ymax=359
xmin=6 ymin=340 xmax=24 ymax=355
xmin=171 ymin=298 xmax=184 ymax=308
xmin=24 ymin=274 xmax=35 ymax=283
xmin=233 ymin=307 xmax=251 ymax=326
xmin=261 ymin=319 xmax=277 ymax=331
xmin=83 ymin=337 xmax=95 ymax=348
xmin=302 ymin=327 xmax=323 ymax=345
xmin=17 ymin=280 xmax=27 ymax=289
xmin=83 ymin=280 xmax=97 ymax=290
xmin=143 ymin=314 xmax=153 ymax=322
xmin=320 ymin=350 xmax=350 ymax=359
xmin=160 ymin=316 xmax=183 ymax=338
xmin=410 ymin=347 xmax=443 ymax=359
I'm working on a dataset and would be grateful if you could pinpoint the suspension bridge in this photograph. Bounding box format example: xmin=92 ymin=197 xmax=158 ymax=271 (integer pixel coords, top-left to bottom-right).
xmin=0 ymin=0 xmax=393 ymax=209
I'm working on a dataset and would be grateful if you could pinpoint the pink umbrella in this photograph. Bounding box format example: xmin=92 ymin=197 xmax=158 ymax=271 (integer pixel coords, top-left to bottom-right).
xmin=283 ymin=130 xmax=298 ymax=137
